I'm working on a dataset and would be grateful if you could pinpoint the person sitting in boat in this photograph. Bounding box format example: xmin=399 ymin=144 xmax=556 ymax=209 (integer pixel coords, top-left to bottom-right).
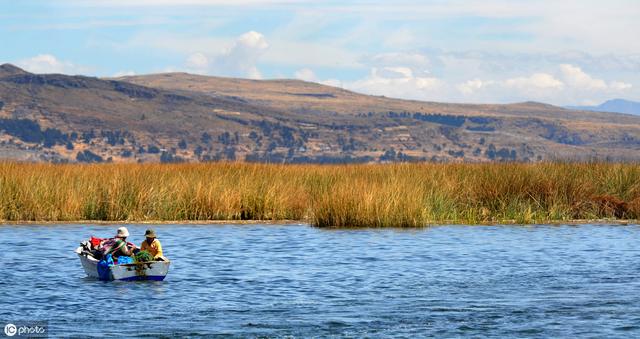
xmin=99 ymin=227 xmax=136 ymax=260
xmin=140 ymin=229 xmax=163 ymax=260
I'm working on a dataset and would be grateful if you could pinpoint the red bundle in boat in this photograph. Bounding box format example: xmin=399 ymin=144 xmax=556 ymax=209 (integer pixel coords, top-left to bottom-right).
xmin=90 ymin=236 xmax=103 ymax=248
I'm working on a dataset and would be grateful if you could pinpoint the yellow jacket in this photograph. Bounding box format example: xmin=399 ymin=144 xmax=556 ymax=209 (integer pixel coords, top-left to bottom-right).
xmin=140 ymin=238 xmax=163 ymax=259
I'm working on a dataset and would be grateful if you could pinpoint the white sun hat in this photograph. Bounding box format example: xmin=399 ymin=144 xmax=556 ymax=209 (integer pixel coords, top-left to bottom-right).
xmin=116 ymin=226 xmax=130 ymax=238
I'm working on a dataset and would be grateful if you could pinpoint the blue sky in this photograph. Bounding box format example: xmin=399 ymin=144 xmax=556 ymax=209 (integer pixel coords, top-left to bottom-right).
xmin=1 ymin=0 xmax=639 ymax=105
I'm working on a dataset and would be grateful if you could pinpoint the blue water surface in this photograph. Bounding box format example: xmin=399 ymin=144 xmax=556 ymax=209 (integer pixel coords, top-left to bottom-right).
xmin=0 ymin=224 xmax=639 ymax=338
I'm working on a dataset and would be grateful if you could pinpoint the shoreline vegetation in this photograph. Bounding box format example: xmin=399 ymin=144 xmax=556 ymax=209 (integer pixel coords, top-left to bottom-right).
xmin=1 ymin=162 xmax=639 ymax=227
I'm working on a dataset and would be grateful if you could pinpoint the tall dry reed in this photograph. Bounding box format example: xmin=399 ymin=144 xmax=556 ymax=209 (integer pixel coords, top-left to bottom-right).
xmin=0 ymin=162 xmax=639 ymax=227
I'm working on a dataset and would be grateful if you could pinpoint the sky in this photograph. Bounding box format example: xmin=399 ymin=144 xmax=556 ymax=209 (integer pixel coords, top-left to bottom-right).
xmin=1 ymin=0 xmax=639 ymax=106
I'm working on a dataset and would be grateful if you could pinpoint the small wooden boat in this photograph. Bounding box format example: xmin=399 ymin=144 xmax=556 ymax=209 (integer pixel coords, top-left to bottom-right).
xmin=75 ymin=246 xmax=171 ymax=281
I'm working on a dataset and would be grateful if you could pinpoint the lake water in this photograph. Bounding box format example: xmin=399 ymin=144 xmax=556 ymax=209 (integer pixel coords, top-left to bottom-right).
xmin=1 ymin=224 xmax=640 ymax=338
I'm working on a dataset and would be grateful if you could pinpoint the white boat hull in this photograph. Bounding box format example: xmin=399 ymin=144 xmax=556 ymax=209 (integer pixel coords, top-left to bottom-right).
xmin=76 ymin=247 xmax=170 ymax=281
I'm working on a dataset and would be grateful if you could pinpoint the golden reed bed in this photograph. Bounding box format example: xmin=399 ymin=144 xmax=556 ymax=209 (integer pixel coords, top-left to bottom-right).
xmin=0 ymin=162 xmax=639 ymax=227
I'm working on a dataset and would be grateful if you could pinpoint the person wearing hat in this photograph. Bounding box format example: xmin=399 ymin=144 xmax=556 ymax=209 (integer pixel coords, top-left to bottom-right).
xmin=99 ymin=226 xmax=136 ymax=259
xmin=140 ymin=229 xmax=163 ymax=260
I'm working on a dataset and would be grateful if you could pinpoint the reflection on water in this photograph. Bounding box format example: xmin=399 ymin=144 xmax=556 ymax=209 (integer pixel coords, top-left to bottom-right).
xmin=1 ymin=223 xmax=640 ymax=337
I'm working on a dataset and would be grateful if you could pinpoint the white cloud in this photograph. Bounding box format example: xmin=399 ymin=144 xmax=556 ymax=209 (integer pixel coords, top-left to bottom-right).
xmin=333 ymin=52 xmax=438 ymax=99
xmin=317 ymin=59 xmax=635 ymax=106
xmin=344 ymin=66 xmax=443 ymax=101
xmin=113 ymin=70 xmax=136 ymax=77
xmin=610 ymin=81 xmax=632 ymax=91
xmin=281 ymin=47 xmax=636 ymax=104
xmin=16 ymin=54 xmax=87 ymax=74
xmin=375 ymin=66 xmax=414 ymax=79
xmin=185 ymin=52 xmax=209 ymax=73
xmin=320 ymin=79 xmax=342 ymax=87
xmin=235 ymin=30 xmax=269 ymax=51
xmin=294 ymin=68 xmax=316 ymax=81
xmin=365 ymin=52 xmax=432 ymax=78
xmin=176 ymin=31 xmax=268 ymax=79
xmin=559 ymin=64 xmax=607 ymax=90
xmin=457 ymin=79 xmax=493 ymax=95
xmin=213 ymin=31 xmax=268 ymax=79
xmin=503 ymin=73 xmax=564 ymax=90
xmin=453 ymin=64 xmax=634 ymax=104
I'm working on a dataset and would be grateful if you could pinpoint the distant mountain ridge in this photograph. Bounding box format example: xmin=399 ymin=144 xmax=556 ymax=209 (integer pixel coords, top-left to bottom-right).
xmin=567 ymin=99 xmax=640 ymax=116
xmin=1 ymin=63 xmax=640 ymax=163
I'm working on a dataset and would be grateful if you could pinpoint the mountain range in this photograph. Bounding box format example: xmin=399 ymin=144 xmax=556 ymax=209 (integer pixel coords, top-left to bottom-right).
xmin=1 ymin=63 xmax=639 ymax=163
xmin=567 ymin=99 xmax=640 ymax=116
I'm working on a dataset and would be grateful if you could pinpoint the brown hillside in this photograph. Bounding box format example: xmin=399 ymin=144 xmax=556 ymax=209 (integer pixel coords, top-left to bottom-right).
xmin=0 ymin=64 xmax=638 ymax=163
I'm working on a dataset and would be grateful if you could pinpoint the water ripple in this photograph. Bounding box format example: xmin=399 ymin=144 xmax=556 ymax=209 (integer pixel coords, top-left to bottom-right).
xmin=1 ymin=224 xmax=640 ymax=337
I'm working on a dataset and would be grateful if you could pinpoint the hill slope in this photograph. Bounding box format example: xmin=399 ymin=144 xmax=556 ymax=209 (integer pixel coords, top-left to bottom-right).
xmin=1 ymin=64 xmax=639 ymax=163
